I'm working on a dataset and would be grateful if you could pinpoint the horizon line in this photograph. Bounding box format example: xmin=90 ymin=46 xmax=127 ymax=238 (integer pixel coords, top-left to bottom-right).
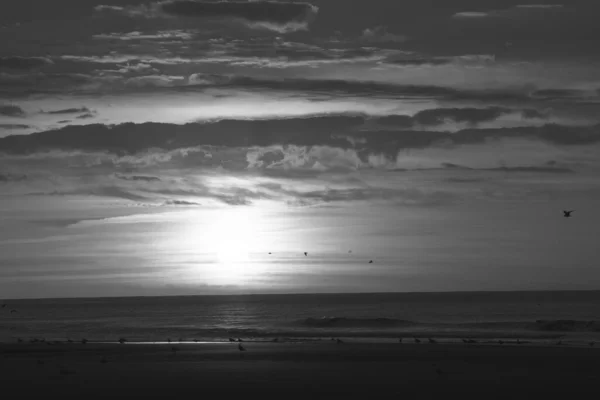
xmin=5 ymin=288 xmax=600 ymax=302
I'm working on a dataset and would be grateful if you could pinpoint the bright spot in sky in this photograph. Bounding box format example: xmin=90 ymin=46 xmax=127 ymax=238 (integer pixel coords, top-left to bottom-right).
xmin=177 ymin=206 xmax=270 ymax=286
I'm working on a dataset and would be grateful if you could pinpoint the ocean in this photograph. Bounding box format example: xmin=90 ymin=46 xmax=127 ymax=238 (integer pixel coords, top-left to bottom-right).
xmin=2 ymin=291 xmax=600 ymax=343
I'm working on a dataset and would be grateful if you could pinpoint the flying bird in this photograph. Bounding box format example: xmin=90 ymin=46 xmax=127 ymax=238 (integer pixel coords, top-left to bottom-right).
xmin=118 ymin=338 xmax=127 ymax=344
xmin=228 ymin=338 xmax=236 ymax=342
xmin=563 ymin=210 xmax=574 ymax=217
xmin=428 ymin=338 xmax=437 ymax=344
xmin=238 ymin=343 xmax=246 ymax=352
xmin=414 ymin=337 xmax=421 ymax=344
xmin=304 ymin=252 xmax=308 ymax=256
xmin=81 ymin=338 xmax=88 ymax=344
xmin=368 ymin=260 xmax=373 ymax=264
xmin=336 ymin=338 xmax=344 ymax=344
xmin=398 ymin=337 xmax=403 ymax=343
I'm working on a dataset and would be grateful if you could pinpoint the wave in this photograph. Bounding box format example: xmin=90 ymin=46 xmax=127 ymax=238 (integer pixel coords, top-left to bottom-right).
xmin=298 ymin=317 xmax=415 ymax=328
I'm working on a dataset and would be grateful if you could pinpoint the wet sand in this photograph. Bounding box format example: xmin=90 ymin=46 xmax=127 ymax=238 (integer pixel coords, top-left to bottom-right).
xmin=1 ymin=341 xmax=598 ymax=398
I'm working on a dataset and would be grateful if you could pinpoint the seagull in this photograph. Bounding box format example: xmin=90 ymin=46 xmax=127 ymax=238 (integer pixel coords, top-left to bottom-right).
xmin=81 ymin=338 xmax=88 ymax=345
xmin=67 ymin=339 xmax=74 ymax=344
xmin=336 ymin=338 xmax=344 ymax=344
xmin=272 ymin=338 xmax=279 ymax=342
xmin=468 ymin=339 xmax=477 ymax=344
xmin=414 ymin=337 xmax=421 ymax=344
xmin=1 ymin=303 xmax=6 ymax=308
xmin=238 ymin=338 xmax=243 ymax=342
xmin=398 ymin=337 xmax=403 ymax=343
xmin=368 ymin=260 xmax=373 ymax=264
xmin=238 ymin=343 xmax=246 ymax=352
xmin=461 ymin=338 xmax=468 ymax=344
xmin=228 ymin=338 xmax=236 ymax=342
xmin=428 ymin=338 xmax=437 ymax=344
xmin=304 ymin=252 xmax=308 ymax=256
xmin=118 ymin=338 xmax=127 ymax=344
xmin=10 ymin=309 xmax=17 ymax=313
xmin=167 ymin=338 xmax=171 ymax=343
xmin=516 ymin=339 xmax=522 ymax=345
xmin=498 ymin=340 xmax=504 ymax=345
xmin=563 ymin=210 xmax=575 ymax=218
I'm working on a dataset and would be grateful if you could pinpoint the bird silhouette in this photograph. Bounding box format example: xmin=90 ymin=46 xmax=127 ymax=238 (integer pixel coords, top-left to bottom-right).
xmin=398 ymin=337 xmax=403 ymax=343
xmin=563 ymin=210 xmax=575 ymax=217
xmin=118 ymin=338 xmax=127 ymax=344
xmin=498 ymin=340 xmax=504 ymax=345
xmin=1 ymin=304 xmax=6 ymax=308
xmin=556 ymin=340 xmax=563 ymax=346
xmin=336 ymin=338 xmax=344 ymax=344
xmin=589 ymin=342 xmax=595 ymax=347
xmin=167 ymin=338 xmax=171 ymax=343
xmin=10 ymin=309 xmax=17 ymax=313
xmin=237 ymin=338 xmax=243 ymax=342
xmin=304 ymin=252 xmax=308 ymax=256
xmin=81 ymin=338 xmax=88 ymax=344
xmin=228 ymin=338 xmax=236 ymax=342
xmin=368 ymin=260 xmax=373 ymax=264
xmin=414 ymin=337 xmax=421 ymax=344
xmin=238 ymin=343 xmax=246 ymax=351
xmin=428 ymin=338 xmax=437 ymax=344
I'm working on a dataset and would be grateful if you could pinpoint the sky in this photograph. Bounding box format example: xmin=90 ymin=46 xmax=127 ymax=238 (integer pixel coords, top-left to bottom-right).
xmin=1 ymin=0 xmax=600 ymax=299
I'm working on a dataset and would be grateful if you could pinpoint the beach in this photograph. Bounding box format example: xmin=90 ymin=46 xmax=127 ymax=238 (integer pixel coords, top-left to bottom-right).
xmin=1 ymin=340 xmax=599 ymax=398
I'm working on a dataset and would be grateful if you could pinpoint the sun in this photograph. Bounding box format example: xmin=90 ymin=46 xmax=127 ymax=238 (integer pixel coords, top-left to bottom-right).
xmin=207 ymin=207 xmax=263 ymax=284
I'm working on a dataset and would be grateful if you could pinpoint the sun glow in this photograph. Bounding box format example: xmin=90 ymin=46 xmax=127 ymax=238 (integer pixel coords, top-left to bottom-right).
xmin=188 ymin=206 xmax=269 ymax=285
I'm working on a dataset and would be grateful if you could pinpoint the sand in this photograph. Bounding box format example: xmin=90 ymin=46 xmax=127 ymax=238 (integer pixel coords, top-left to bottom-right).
xmin=1 ymin=340 xmax=598 ymax=398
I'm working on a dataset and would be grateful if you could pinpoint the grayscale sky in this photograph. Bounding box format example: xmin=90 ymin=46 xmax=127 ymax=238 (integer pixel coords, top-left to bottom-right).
xmin=1 ymin=0 xmax=599 ymax=298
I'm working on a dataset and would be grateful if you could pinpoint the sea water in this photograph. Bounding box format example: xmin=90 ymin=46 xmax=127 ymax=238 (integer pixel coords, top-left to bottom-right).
xmin=1 ymin=291 xmax=600 ymax=342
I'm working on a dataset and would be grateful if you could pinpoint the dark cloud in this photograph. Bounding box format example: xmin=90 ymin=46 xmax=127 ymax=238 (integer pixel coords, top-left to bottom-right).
xmin=531 ymin=89 xmax=589 ymax=99
xmin=0 ymin=56 xmax=53 ymax=70
xmin=0 ymin=173 xmax=27 ymax=182
xmin=0 ymin=104 xmax=25 ymax=116
xmin=1 ymin=117 xmax=599 ymax=158
xmin=283 ymin=187 xmax=455 ymax=206
xmin=440 ymin=162 xmax=574 ymax=174
xmin=216 ymin=76 xmax=533 ymax=103
xmin=76 ymin=113 xmax=96 ymax=119
xmin=116 ymin=174 xmax=161 ymax=182
xmin=375 ymin=107 xmax=547 ymax=128
xmin=163 ymin=199 xmax=201 ymax=206
xmin=0 ymin=124 xmax=29 ymax=129
xmin=99 ymin=0 xmax=319 ymax=32
xmin=45 ymin=107 xmax=92 ymax=115
xmin=160 ymin=1 xmax=318 ymax=27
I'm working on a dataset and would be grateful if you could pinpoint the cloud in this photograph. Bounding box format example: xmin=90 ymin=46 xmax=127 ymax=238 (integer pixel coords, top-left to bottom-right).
xmin=0 ymin=173 xmax=27 ymax=182
xmin=98 ymin=0 xmax=319 ymax=33
xmin=452 ymin=4 xmax=566 ymax=19
xmin=160 ymin=0 xmax=318 ymax=32
xmin=440 ymin=162 xmax=574 ymax=174
xmin=45 ymin=107 xmax=93 ymax=115
xmin=163 ymin=199 xmax=201 ymax=206
xmin=116 ymin=174 xmax=161 ymax=182
xmin=1 ymin=118 xmax=599 ymax=161
xmin=93 ymin=30 xmax=193 ymax=41
xmin=375 ymin=107 xmax=546 ymax=128
xmin=0 ymin=104 xmax=25 ymax=117
xmin=76 ymin=113 xmax=96 ymax=120
xmin=0 ymin=56 xmax=53 ymax=70
xmin=0 ymin=124 xmax=30 ymax=129
xmin=360 ymin=26 xmax=408 ymax=44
